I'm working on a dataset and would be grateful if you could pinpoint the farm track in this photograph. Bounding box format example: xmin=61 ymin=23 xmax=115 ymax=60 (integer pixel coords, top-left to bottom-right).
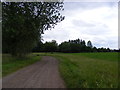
xmin=2 ymin=56 xmax=65 ymax=88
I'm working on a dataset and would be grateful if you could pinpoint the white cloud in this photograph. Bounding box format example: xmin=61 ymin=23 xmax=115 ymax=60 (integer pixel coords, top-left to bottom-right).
xmin=43 ymin=2 xmax=118 ymax=49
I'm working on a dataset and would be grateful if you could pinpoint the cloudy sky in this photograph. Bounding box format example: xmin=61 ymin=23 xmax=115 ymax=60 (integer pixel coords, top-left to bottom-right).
xmin=43 ymin=1 xmax=118 ymax=49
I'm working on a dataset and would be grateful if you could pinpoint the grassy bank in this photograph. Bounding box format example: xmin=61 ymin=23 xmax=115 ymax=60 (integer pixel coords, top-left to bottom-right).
xmin=2 ymin=54 xmax=41 ymax=77
xmin=43 ymin=52 xmax=118 ymax=88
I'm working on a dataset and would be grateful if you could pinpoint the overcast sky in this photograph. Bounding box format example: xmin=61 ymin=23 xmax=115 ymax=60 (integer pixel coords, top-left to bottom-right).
xmin=43 ymin=2 xmax=118 ymax=49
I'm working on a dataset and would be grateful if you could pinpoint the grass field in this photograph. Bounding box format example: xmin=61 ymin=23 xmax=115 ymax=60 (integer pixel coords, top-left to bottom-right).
xmin=2 ymin=54 xmax=41 ymax=77
xmin=43 ymin=52 xmax=118 ymax=88
xmin=2 ymin=52 xmax=118 ymax=88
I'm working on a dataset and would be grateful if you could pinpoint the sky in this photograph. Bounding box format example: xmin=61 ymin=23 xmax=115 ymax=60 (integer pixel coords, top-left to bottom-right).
xmin=42 ymin=1 xmax=118 ymax=49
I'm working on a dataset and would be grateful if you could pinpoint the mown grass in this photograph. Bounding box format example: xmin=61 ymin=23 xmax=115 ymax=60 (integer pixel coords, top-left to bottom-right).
xmin=73 ymin=52 xmax=118 ymax=61
xmin=2 ymin=54 xmax=41 ymax=77
xmin=41 ymin=52 xmax=118 ymax=88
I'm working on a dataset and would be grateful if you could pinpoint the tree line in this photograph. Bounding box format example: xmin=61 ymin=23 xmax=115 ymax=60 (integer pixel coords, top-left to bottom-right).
xmin=32 ymin=39 xmax=114 ymax=53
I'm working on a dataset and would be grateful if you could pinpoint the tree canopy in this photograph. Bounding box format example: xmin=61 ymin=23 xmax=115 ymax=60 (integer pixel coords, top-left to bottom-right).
xmin=44 ymin=40 xmax=58 ymax=53
xmin=2 ymin=2 xmax=65 ymax=56
xmin=87 ymin=40 xmax=93 ymax=48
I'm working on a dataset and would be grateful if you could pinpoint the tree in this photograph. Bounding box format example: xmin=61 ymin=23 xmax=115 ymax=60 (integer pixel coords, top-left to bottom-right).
xmin=2 ymin=2 xmax=65 ymax=57
xmin=92 ymin=47 xmax=97 ymax=52
xmin=44 ymin=40 xmax=58 ymax=53
xmin=59 ymin=42 xmax=71 ymax=53
xmin=32 ymin=41 xmax=44 ymax=52
xmin=87 ymin=40 xmax=93 ymax=48
xmin=106 ymin=48 xmax=111 ymax=52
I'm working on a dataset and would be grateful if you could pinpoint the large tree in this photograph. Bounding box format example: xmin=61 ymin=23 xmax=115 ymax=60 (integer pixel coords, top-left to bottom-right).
xmin=59 ymin=42 xmax=71 ymax=53
xmin=44 ymin=40 xmax=58 ymax=53
xmin=87 ymin=40 xmax=93 ymax=48
xmin=2 ymin=2 xmax=65 ymax=56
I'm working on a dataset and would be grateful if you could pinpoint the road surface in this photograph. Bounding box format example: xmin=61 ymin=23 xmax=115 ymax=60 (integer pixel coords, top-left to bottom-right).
xmin=2 ymin=56 xmax=65 ymax=88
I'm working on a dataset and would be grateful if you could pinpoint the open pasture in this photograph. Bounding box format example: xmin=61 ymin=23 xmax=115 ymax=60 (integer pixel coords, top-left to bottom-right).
xmin=45 ymin=52 xmax=118 ymax=88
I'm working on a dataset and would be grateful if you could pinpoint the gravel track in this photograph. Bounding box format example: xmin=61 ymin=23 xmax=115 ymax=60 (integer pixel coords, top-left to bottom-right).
xmin=2 ymin=56 xmax=65 ymax=88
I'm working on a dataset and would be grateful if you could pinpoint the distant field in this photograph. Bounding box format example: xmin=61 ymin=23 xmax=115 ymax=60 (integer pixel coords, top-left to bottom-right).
xmin=73 ymin=52 xmax=118 ymax=61
xmin=2 ymin=54 xmax=41 ymax=77
xmin=42 ymin=52 xmax=118 ymax=88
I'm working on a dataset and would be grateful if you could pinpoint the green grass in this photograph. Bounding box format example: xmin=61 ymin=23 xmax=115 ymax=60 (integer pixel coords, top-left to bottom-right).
xmin=2 ymin=53 xmax=41 ymax=77
xmin=72 ymin=52 xmax=118 ymax=61
xmin=2 ymin=52 xmax=118 ymax=88
xmin=41 ymin=52 xmax=118 ymax=88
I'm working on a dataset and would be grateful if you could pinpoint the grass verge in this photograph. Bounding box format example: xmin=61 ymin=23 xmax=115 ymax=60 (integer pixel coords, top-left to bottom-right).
xmin=2 ymin=54 xmax=41 ymax=77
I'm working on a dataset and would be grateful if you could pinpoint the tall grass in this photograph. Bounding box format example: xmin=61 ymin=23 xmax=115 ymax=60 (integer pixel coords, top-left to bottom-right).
xmin=46 ymin=52 xmax=118 ymax=88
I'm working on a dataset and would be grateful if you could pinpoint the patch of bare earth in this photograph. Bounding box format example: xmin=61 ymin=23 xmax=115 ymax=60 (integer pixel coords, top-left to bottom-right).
xmin=2 ymin=56 xmax=66 ymax=88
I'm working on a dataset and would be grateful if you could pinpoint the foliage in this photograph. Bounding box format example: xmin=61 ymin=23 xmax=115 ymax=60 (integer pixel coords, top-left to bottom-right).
xmin=44 ymin=40 xmax=58 ymax=53
xmin=87 ymin=40 xmax=93 ymax=48
xmin=59 ymin=42 xmax=71 ymax=53
xmin=32 ymin=41 xmax=44 ymax=52
xmin=33 ymin=38 xmax=113 ymax=53
xmin=2 ymin=2 xmax=65 ymax=56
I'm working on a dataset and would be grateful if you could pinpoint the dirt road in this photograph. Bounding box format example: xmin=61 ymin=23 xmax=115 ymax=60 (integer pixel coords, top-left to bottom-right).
xmin=2 ymin=56 xmax=66 ymax=88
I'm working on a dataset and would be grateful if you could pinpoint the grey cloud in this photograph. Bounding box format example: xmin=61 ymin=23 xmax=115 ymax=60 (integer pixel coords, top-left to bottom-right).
xmin=72 ymin=20 xmax=96 ymax=27
xmin=64 ymin=2 xmax=117 ymax=11
xmin=92 ymin=36 xmax=118 ymax=49
xmin=43 ymin=29 xmax=70 ymax=44
xmin=72 ymin=20 xmax=109 ymax=35
xmin=85 ymin=26 xmax=109 ymax=35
